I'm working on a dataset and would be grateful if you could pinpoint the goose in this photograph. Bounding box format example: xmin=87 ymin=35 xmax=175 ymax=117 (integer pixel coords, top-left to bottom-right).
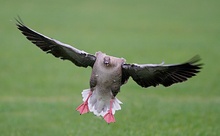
xmin=16 ymin=19 xmax=202 ymax=124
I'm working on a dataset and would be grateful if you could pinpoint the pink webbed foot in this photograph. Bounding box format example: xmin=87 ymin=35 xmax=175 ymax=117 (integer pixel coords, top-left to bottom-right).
xmin=104 ymin=110 xmax=115 ymax=124
xmin=76 ymin=102 xmax=89 ymax=114
xmin=76 ymin=91 xmax=92 ymax=115
xmin=103 ymin=99 xmax=115 ymax=124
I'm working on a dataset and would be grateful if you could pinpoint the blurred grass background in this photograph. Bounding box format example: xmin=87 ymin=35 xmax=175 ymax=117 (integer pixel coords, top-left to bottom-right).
xmin=0 ymin=0 xmax=220 ymax=135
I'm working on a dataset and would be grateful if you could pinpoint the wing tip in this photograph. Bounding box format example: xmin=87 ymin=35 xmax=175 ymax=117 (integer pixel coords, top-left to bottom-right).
xmin=15 ymin=16 xmax=25 ymax=27
xmin=187 ymin=55 xmax=203 ymax=70
xmin=187 ymin=55 xmax=202 ymax=64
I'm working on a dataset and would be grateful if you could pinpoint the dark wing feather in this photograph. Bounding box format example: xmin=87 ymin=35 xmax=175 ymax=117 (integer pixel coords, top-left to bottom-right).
xmin=122 ymin=56 xmax=203 ymax=88
xmin=16 ymin=19 xmax=96 ymax=68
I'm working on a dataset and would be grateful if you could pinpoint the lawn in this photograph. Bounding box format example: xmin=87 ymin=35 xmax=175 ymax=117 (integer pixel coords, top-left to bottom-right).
xmin=0 ymin=0 xmax=220 ymax=135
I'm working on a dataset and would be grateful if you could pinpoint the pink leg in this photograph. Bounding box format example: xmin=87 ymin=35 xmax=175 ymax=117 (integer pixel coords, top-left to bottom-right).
xmin=103 ymin=99 xmax=115 ymax=124
xmin=76 ymin=91 xmax=92 ymax=115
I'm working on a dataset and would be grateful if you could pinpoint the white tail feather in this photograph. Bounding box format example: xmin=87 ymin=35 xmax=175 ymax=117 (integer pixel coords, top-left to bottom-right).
xmin=81 ymin=89 xmax=91 ymax=102
xmin=81 ymin=89 xmax=122 ymax=117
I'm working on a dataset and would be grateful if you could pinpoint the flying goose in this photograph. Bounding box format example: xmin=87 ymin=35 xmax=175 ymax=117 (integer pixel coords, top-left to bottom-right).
xmin=16 ymin=19 xmax=202 ymax=124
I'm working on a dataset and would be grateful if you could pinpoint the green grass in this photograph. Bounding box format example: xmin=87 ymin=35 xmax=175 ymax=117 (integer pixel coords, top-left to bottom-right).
xmin=1 ymin=0 xmax=220 ymax=135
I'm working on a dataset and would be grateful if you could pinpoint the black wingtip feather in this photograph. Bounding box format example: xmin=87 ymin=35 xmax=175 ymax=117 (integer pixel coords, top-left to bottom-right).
xmin=161 ymin=56 xmax=203 ymax=87
xmin=15 ymin=16 xmax=24 ymax=26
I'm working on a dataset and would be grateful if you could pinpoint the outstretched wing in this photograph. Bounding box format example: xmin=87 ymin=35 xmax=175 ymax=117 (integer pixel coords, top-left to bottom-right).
xmin=16 ymin=19 xmax=96 ymax=68
xmin=122 ymin=56 xmax=202 ymax=88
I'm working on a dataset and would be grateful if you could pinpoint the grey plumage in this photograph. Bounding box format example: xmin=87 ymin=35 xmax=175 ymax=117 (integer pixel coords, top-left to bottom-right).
xmin=16 ymin=18 xmax=203 ymax=123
